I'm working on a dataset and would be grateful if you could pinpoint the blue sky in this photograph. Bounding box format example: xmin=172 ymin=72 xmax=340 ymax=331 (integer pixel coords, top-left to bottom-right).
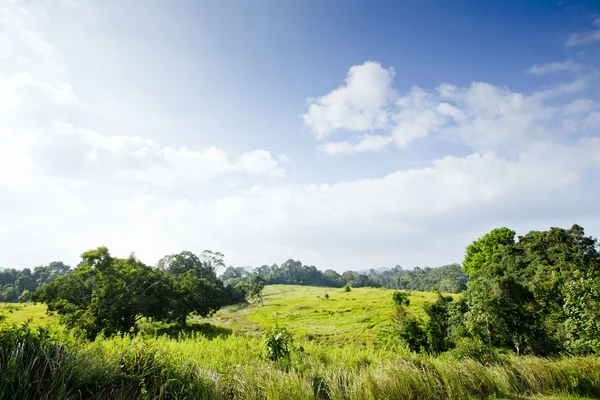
xmin=1 ymin=0 xmax=600 ymax=271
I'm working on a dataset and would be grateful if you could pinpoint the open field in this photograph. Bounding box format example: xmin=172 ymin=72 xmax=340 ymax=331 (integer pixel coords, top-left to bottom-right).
xmin=196 ymin=284 xmax=454 ymax=345
xmin=2 ymin=285 xmax=451 ymax=345
xmin=2 ymin=286 xmax=600 ymax=399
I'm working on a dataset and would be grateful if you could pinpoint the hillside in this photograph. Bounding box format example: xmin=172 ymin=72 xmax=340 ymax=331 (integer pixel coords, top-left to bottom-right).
xmin=197 ymin=285 xmax=455 ymax=345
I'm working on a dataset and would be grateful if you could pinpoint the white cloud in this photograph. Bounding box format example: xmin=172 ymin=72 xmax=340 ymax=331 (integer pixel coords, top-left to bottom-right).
xmin=307 ymin=63 xmax=593 ymax=154
xmin=2 ymin=0 xmax=600 ymax=273
xmin=566 ymin=17 xmax=600 ymax=47
xmin=528 ymin=61 xmax=583 ymax=75
xmin=392 ymin=87 xmax=448 ymax=148
xmin=235 ymin=149 xmax=286 ymax=178
xmin=303 ymin=61 xmax=395 ymax=139
xmin=319 ymin=135 xmax=392 ymax=155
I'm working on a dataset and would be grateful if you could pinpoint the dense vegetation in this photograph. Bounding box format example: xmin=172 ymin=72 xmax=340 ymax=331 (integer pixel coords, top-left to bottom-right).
xmin=1 ymin=223 xmax=599 ymax=399
xmin=0 ymin=261 xmax=70 ymax=302
xmin=393 ymin=224 xmax=600 ymax=357
xmin=31 ymin=248 xmax=245 ymax=339
xmin=222 ymin=261 xmax=468 ymax=293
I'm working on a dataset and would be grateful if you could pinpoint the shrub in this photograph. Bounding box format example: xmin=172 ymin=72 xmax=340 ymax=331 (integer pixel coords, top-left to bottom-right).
xmin=265 ymin=325 xmax=293 ymax=362
xmin=343 ymin=285 xmax=351 ymax=292
xmin=449 ymin=337 xmax=502 ymax=365
xmin=398 ymin=317 xmax=428 ymax=353
xmin=324 ymin=293 xmax=329 ymax=299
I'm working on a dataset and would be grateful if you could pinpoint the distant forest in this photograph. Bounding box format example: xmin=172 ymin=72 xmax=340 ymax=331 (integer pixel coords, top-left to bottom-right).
xmin=221 ymin=262 xmax=467 ymax=293
xmin=0 ymin=259 xmax=467 ymax=303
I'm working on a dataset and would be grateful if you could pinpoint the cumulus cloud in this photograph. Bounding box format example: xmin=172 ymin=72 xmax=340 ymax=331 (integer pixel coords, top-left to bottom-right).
xmin=566 ymin=17 xmax=600 ymax=47
xmin=2 ymin=0 xmax=600 ymax=272
xmin=307 ymin=63 xmax=594 ymax=153
xmin=303 ymin=61 xmax=395 ymax=139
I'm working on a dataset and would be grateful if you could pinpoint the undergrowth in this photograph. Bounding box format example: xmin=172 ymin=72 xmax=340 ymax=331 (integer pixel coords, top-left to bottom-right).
xmin=1 ymin=319 xmax=599 ymax=400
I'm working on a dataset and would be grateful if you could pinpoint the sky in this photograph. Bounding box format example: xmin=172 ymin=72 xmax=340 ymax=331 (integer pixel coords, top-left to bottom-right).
xmin=1 ymin=0 xmax=600 ymax=271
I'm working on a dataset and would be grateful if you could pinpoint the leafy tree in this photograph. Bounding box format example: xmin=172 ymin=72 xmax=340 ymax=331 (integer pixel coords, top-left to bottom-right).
xmin=392 ymin=291 xmax=410 ymax=321
xmin=424 ymin=291 xmax=453 ymax=354
xmin=398 ymin=317 xmax=427 ymax=353
xmin=166 ymin=272 xmax=222 ymax=327
xmin=463 ymin=227 xmax=515 ymax=276
xmin=563 ymin=273 xmax=600 ymax=354
xmin=159 ymin=250 xmax=229 ymax=327
xmin=34 ymin=247 xmax=171 ymax=339
xmin=157 ymin=250 xmax=219 ymax=283
xmin=248 ymin=276 xmax=266 ymax=306
xmin=0 ymin=262 xmax=71 ymax=303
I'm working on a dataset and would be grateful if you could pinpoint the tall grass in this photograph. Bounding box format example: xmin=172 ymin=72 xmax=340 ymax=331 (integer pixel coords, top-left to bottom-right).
xmin=1 ymin=321 xmax=599 ymax=400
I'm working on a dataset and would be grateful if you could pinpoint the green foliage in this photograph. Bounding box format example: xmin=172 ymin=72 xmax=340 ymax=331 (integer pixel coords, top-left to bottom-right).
xmin=248 ymin=276 xmax=266 ymax=306
xmin=33 ymin=247 xmax=240 ymax=339
xmin=160 ymin=251 xmax=231 ymax=327
xmin=423 ymin=290 xmax=453 ymax=354
xmin=3 ymin=318 xmax=600 ymax=400
xmin=397 ymin=316 xmax=427 ymax=353
xmin=563 ymin=273 xmax=600 ymax=354
xmin=392 ymin=291 xmax=410 ymax=308
xmin=4 ymin=283 xmax=600 ymax=399
xmin=343 ymin=285 xmax=351 ymax=292
xmin=0 ymin=261 xmax=71 ymax=303
xmin=394 ymin=263 xmax=468 ymax=293
xmin=264 ymin=325 xmax=293 ymax=361
xmin=449 ymin=337 xmax=501 ymax=365
xmin=463 ymin=227 xmax=516 ymax=276
xmin=231 ymin=261 xmax=468 ymax=293
xmin=434 ymin=224 xmax=600 ymax=357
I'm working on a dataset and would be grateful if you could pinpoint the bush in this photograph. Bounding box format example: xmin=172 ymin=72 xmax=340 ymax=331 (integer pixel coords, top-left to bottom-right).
xmin=343 ymin=285 xmax=351 ymax=292
xmin=324 ymin=293 xmax=329 ymax=299
xmin=398 ymin=317 xmax=428 ymax=353
xmin=449 ymin=337 xmax=502 ymax=365
xmin=265 ymin=326 xmax=293 ymax=362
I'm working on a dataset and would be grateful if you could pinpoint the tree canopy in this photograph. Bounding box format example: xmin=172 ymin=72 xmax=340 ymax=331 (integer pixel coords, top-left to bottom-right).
xmin=401 ymin=224 xmax=600 ymax=356
xmin=33 ymin=248 xmax=242 ymax=339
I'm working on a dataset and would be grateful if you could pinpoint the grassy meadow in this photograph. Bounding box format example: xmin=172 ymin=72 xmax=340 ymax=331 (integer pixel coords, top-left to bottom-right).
xmin=2 ymin=285 xmax=600 ymax=400
xmin=195 ymin=284 xmax=453 ymax=345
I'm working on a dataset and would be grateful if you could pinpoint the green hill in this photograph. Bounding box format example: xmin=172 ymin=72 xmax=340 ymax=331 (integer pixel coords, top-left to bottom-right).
xmin=199 ymin=284 xmax=456 ymax=345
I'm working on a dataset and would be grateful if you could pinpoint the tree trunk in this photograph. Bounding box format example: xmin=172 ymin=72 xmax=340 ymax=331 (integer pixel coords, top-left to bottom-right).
xmin=179 ymin=314 xmax=187 ymax=328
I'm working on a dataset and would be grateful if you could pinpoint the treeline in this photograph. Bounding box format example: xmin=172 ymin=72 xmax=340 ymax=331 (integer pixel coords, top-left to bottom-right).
xmin=32 ymin=248 xmax=248 ymax=339
xmin=0 ymin=262 xmax=70 ymax=302
xmin=221 ymin=261 xmax=468 ymax=293
xmin=395 ymin=224 xmax=600 ymax=356
xmin=2 ymin=253 xmax=468 ymax=306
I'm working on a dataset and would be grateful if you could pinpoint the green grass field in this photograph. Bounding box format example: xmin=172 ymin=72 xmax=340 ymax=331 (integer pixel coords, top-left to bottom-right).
xmin=2 ymin=286 xmax=600 ymax=400
xmin=0 ymin=284 xmax=449 ymax=345
xmin=0 ymin=302 xmax=60 ymax=326
xmin=197 ymin=284 xmax=454 ymax=345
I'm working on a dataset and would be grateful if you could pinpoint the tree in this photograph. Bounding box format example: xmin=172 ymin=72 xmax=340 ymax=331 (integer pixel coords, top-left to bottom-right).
xmin=423 ymin=291 xmax=453 ymax=354
xmin=159 ymin=250 xmax=228 ymax=327
xmin=563 ymin=273 xmax=600 ymax=354
xmin=248 ymin=276 xmax=266 ymax=306
xmin=166 ymin=272 xmax=222 ymax=327
xmin=392 ymin=291 xmax=410 ymax=321
xmin=463 ymin=227 xmax=515 ymax=276
xmin=157 ymin=250 xmax=219 ymax=283
xmin=398 ymin=317 xmax=427 ymax=353
xmin=34 ymin=247 xmax=171 ymax=339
